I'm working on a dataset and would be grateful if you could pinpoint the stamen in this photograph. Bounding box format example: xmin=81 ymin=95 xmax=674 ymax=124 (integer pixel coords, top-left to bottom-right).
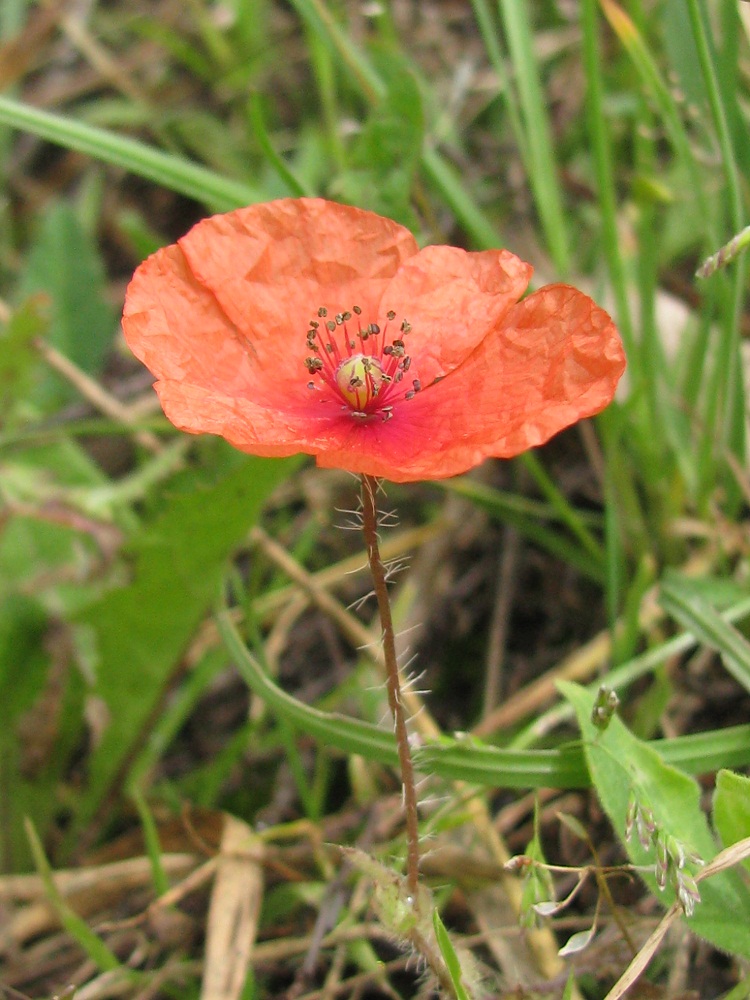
xmin=303 ymin=306 xmax=420 ymax=419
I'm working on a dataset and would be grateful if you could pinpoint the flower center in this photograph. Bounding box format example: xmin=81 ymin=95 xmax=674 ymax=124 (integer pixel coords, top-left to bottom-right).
xmin=335 ymin=354 xmax=384 ymax=409
xmin=304 ymin=306 xmax=421 ymax=421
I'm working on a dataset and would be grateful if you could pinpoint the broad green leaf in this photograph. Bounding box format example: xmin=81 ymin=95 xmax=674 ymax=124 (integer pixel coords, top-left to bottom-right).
xmin=18 ymin=201 xmax=116 ymax=409
xmin=68 ymin=455 xmax=295 ymax=845
xmin=714 ymin=770 xmax=750 ymax=874
xmin=562 ymin=680 xmax=750 ymax=958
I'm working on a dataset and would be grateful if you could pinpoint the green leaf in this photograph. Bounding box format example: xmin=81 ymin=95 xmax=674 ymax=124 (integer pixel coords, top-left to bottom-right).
xmin=0 ymin=296 xmax=49 ymax=422
xmin=561 ymin=680 xmax=750 ymax=959
xmin=714 ymin=770 xmax=750 ymax=874
xmin=25 ymin=818 xmax=123 ymax=973
xmin=68 ymin=455 xmax=295 ymax=846
xmin=18 ymin=201 xmax=116 ymax=409
xmin=220 ymin=611 xmax=750 ymax=791
xmin=659 ymin=574 xmax=750 ymax=695
xmin=0 ymin=95 xmax=262 ymax=211
xmin=432 ymin=909 xmax=471 ymax=1000
xmin=336 ymin=63 xmax=424 ymax=226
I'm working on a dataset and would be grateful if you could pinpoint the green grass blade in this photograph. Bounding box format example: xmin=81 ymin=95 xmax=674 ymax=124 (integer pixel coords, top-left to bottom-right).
xmin=130 ymin=785 xmax=170 ymax=897
xmin=219 ymin=609 xmax=750 ymax=787
xmin=0 ymin=96 xmax=263 ymax=211
xmin=432 ymin=909 xmax=471 ymax=1000
xmin=685 ymin=0 xmax=747 ymax=478
xmin=25 ymin=818 xmax=123 ymax=973
xmin=598 ymin=0 xmax=713 ymax=242
xmin=496 ymin=1 xmax=570 ymax=274
xmin=420 ymin=147 xmax=504 ymax=249
xmin=513 ymin=594 xmax=750 ymax=746
xmin=659 ymin=577 xmax=750 ymax=695
xmin=470 ymin=0 xmax=529 ymax=165
xmin=580 ymin=0 xmax=635 ymax=358
xmin=288 ymin=0 xmax=506 ymax=249
xmin=248 ymin=94 xmax=312 ymax=198
xmin=519 ymin=451 xmax=605 ymax=564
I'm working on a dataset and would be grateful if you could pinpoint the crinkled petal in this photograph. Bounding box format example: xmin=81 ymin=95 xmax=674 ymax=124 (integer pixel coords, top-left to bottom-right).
xmin=122 ymin=197 xmax=624 ymax=483
xmin=153 ymin=285 xmax=623 ymax=482
xmin=123 ymin=243 xmax=257 ymax=394
xmin=365 ymin=283 xmax=625 ymax=479
xmin=379 ymin=245 xmax=533 ymax=384
xmin=176 ymin=198 xmax=419 ymax=371
xmin=152 ymin=379 xmax=348 ymax=457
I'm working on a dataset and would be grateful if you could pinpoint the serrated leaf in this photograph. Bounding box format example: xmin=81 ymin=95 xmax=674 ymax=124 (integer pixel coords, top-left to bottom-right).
xmin=561 ymin=680 xmax=750 ymax=959
xmin=67 ymin=455 xmax=295 ymax=845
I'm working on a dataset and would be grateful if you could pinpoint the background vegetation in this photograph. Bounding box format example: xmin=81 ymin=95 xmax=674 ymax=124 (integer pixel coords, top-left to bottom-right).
xmin=1 ymin=1 xmax=750 ymax=997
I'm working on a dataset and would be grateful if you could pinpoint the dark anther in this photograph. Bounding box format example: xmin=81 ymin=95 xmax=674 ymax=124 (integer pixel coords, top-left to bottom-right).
xmin=318 ymin=307 xmax=327 ymax=317
xmin=386 ymin=310 xmax=396 ymax=321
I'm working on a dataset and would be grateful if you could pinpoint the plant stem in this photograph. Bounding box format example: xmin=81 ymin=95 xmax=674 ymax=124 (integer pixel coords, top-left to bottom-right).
xmin=360 ymin=474 xmax=420 ymax=897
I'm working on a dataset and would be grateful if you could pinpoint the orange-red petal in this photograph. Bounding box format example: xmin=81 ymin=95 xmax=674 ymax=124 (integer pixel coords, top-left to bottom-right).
xmin=176 ymin=199 xmax=418 ymax=373
xmin=378 ymin=245 xmax=532 ymax=385
xmin=123 ymin=243 xmax=255 ymax=392
xmin=359 ymin=283 xmax=625 ymax=480
xmin=123 ymin=199 xmax=625 ymax=483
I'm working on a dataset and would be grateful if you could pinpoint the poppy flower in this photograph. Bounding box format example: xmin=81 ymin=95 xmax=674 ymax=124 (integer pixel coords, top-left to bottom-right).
xmin=122 ymin=198 xmax=625 ymax=483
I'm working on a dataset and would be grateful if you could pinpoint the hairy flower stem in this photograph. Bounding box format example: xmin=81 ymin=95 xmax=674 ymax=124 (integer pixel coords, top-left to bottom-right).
xmin=361 ymin=474 xmax=420 ymax=897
